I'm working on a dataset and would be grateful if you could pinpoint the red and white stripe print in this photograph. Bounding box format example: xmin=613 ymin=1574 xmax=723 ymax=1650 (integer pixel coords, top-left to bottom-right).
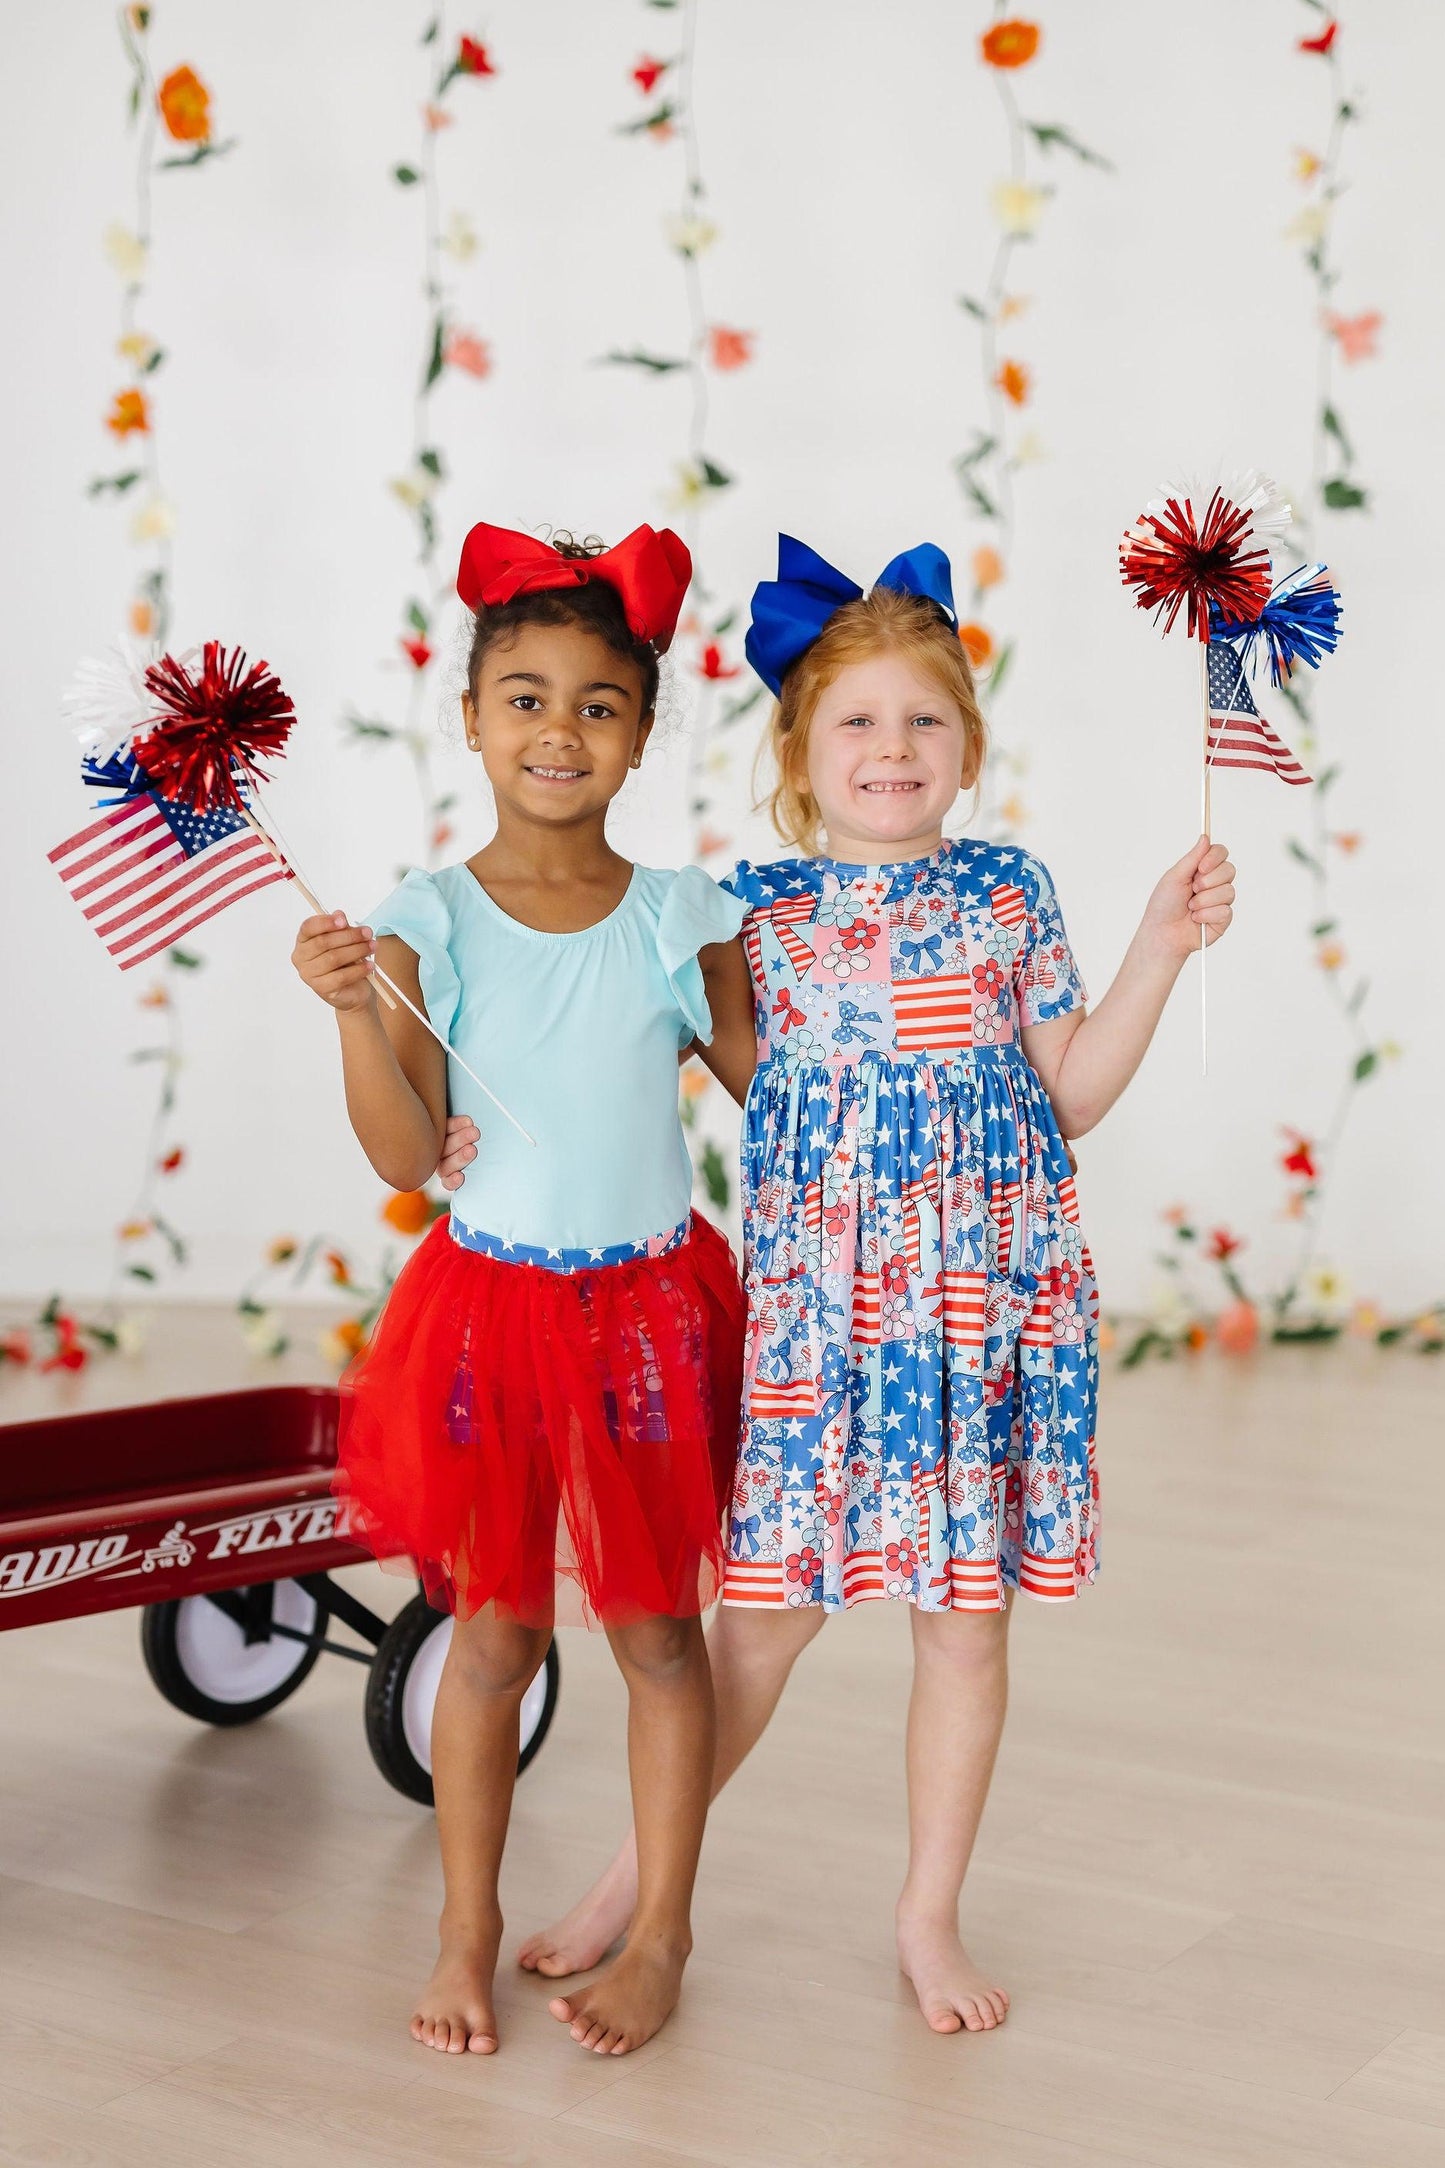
xmin=769 ymin=894 xmax=816 ymax=979
xmin=1018 ymin=1552 xmax=1078 ymax=1600
xmin=989 ymin=1178 xmax=1022 ymax=1262
xmin=748 ymin=1374 xmax=817 ymax=1419
xmin=851 ymin=1272 xmax=882 ymax=1346
xmin=803 ymin=1180 xmax=824 ymax=1238
xmin=719 ymin=1559 xmax=780 ymax=1606
xmin=1208 ymin=712 xmax=1311 ymax=786
xmin=990 ymin=881 xmax=1027 ymax=930
xmin=49 ymin=798 xmax=290 ymax=972
xmin=1056 ymin=1173 xmax=1080 ymax=1224
xmin=893 ymin=974 xmax=973 ymax=1055
xmin=742 ymin=918 xmax=767 ymax=994
xmin=948 ymin=1557 xmax=1005 ymax=1611
xmin=940 ymin=1270 xmax=986 ymax=1342
xmin=1020 ymin=1284 xmax=1056 ymax=1349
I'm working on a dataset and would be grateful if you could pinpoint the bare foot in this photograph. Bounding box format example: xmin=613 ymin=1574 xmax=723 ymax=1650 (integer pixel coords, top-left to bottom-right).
xmin=547 ymin=1935 xmax=689 ymax=2055
xmin=517 ymin=1861 xmax=635 ymax=1979
xmin=896 ymin=1913 xmax=1010 ymax=2035
xmin=411 ymin=1913 xmax=503 ymax=2055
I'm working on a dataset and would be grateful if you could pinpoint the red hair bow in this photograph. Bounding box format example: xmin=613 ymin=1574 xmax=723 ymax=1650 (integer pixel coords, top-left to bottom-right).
xmin=456 ymin=521 xmax=693 ymax=651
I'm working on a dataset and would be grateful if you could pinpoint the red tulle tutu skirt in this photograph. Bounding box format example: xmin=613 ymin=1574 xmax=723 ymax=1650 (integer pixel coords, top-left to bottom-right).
xmin=336 ymin=1213 xmax=744 ymax=1627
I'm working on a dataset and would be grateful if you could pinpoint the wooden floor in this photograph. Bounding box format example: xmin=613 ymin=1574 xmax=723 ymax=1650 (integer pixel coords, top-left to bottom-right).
xmin=1 ymin=1336 xmax=1443 ymax=2166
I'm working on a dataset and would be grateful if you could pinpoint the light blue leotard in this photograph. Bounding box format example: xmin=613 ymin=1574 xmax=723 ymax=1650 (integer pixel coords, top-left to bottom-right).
xmin=370 ymin=862 xmax=745 ymax=1266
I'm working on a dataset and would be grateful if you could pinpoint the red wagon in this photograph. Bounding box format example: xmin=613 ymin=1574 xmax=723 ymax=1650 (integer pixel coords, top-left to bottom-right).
xmin=0 ymin=1384 xmax=558 ymax=1800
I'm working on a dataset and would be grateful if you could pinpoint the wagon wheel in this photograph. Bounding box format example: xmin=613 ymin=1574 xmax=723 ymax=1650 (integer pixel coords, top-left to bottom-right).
xmin=363 ymin=1594 xmax=560 ymax=1806
xmin=141 ymin=1579 xmax=329 ymax=1727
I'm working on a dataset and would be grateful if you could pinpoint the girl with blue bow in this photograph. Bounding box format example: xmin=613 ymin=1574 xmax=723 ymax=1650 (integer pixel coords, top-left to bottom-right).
xmin=448 ymin=533 xmax=1237 ymax=2038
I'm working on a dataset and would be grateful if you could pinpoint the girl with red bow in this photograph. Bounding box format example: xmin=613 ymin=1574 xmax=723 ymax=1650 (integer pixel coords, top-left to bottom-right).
xmin=292 ymin=521 xmax=757 ymax=2059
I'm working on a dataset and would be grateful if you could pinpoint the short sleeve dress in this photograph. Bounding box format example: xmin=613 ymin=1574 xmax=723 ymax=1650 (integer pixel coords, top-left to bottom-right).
xmin=335 ymin=860 xmax=748 ymax=1628
xmin=721 ymin=838 xmax=1099 ymax=1613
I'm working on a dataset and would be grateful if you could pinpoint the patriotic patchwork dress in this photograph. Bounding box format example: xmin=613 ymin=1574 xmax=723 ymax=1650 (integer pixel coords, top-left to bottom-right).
xmin=721 ymin=839 xmax=1099 ymax=1613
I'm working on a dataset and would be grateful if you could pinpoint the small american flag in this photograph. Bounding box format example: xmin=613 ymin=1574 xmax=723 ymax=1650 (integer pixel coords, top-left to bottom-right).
xmin=1207 ymin=642 xmax=1312 ymax=787
xmin=49 ymin=784 xmax=292 ymax=971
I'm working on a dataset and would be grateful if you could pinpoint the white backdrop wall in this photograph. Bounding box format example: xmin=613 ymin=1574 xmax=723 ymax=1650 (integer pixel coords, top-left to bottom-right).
xmin=3 ymin=0 xmax=1439 ymax=1310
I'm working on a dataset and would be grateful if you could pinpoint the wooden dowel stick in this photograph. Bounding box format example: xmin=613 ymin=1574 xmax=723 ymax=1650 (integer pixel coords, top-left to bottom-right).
xmin=238 ymin=803 xmax=536 ymax=1147
xmin=1199 ymin=640 xmax=1211 ymax=1076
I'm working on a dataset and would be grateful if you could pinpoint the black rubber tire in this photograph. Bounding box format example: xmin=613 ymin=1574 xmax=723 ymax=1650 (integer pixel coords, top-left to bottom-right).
xmin=364 ymin=1594 xmax=560 ymax=1806
xmin=140 ymin=1581 xmax=329 ymax=1727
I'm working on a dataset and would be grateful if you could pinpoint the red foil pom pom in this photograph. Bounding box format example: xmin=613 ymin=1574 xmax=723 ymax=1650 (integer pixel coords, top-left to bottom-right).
xmin=135 ymin=643 xmax=296 ymax=815
xmin=1119 ymin=488 xmax=1274 ymax=644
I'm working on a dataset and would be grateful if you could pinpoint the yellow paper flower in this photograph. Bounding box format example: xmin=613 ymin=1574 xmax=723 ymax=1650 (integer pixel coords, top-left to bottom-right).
xmin=130 ymin=497 xmax=176 ymax=542
xmin=997 ymin=294 xmax=1031 ymax=322
xmin=1012 ymin=430 xmax=1046 ymax=466
xmin=441 ymin=210 xmax=479 ymax=261
xmin=242 ymin=1307 xmax=286 ymax=1358
xmin=666 ymin=460 xmax=707 ymax=512
xmin=1316 ymin=939 xmax=1345 ymax=972
xmin=1306 ymin=1264 xmax=1349 ymax=1312
xmin=114 ymin=1316 xmax=146 ymax=1357
xmin=997 ymin=794 xmax=1027 ymax=830
xmin=103 ymin=223 xmax=148 ymax=281
xmin=1286 ymin=204 xmax=1330 ymax=246
xmin=990 ymin=180 xmax=1048 ymax=236
xmin=1293 ymin=147 xmax=1322 ymax=183
xmin=665 ymin=213 xmax=718 ymax=257
xmin=117 ymin=330 xmax=160 ymax=368
xmin=389 ymin=468 xmax=438 ymax=510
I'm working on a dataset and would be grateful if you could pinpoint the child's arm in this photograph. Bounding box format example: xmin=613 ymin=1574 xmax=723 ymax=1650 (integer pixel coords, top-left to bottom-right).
xmin=1022 ymin=838 xmax=1235 ymax=1140
xmin=689 ymin=935 xmax=759 ymax=1106
xmin=292 ymin=913 xmax=447 ymax=1190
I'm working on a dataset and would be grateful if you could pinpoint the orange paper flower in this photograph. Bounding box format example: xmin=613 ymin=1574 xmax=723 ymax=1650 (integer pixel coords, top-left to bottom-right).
xmin=423 ymin=104 xmax=454 ymax=132
xmin=382 ymin=1189 xmax=432 ymax=1236
xmin=981 ymin=20 xmax=1041 ymax=68
xmin=158 ymin=65 xmax=212 ymax=144
xmin=1324 ymin=309 xmax=1382 ymax=362
xmin=1330 ymin=831 xmax=1362 ymax=854
xmin=324 ymin=1248 xmax=353 ymax=1287
xmin=971 ymin=545 xmax=1005 ymax=592
xmin=958 ymin=623 xmax=994 ymax=669
xmin=707 ymin=326 xmax=754 ymax=371
xmin=995 ymin=358 xmax=1031 ymax=407
xmin=106 ymin=388 xmax=150 ymax=437
xmin=1215 ymin=1300 xmax=1259 ymax=1356
xmin=267 ymin=1236 xmax=298 ymax=1266
xmin=128 ymin=597 xmax=155 ymax=638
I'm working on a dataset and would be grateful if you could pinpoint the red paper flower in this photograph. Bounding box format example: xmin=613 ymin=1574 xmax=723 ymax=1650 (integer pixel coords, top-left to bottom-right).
xmin=1119 ymin=488 xmax=1273 ymax=643
xmin=456 ymin=34 xmax=496 ymax=76
xmin=632 ymin=55 xmax=668 ymax=94
xmin=707 ymin=325 xmax=754 ymax=371
xmin=40 ymin=1316 xmax=87 ymax=1374
xmin=400 ymin=636 xmax=433 ymax=670
xmin=699 ymin=642 xmax=740 ymax=680
xmin=981 ymin=19 xmax=1041 ymax=68
xmin=1298 ymin=20 xmax=1338 ymax=55
xmin=106 ymin=388 xmax=150 ymax=437
xmin=1207 ymin=1228 xmax=1243 ymax=1261
xmin=1281 ymin=1132 xmax=1317 ymax=1181
xmin=158 ymin=64 xmax=211 ymax=144
xmin=137 ymin=644 xmax=296 ymax=816
xmin=159 ymin=1146 xmax=185 ymax=1174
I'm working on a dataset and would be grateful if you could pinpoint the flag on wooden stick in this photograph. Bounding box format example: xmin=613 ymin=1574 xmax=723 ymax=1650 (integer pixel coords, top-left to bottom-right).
xmin=1205 ymin=643 xmax=1313 ymax=787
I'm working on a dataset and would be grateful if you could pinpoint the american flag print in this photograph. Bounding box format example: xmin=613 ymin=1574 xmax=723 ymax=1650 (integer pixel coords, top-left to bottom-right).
xmin=49 ymin=789 xmax=292 ymax=971
xmin=720 ymin=840 xmax=1099 ymax=1615
xmin=1206 ymin=642 xmax=1313 ymax=786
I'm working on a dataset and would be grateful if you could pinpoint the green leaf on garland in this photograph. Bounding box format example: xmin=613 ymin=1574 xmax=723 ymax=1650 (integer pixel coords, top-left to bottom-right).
xmin=957 ymin=295 xmax=988 ymax=321
xmin=713 ymin=609 xmax=738 ymax=635
xmin=1321 ymin=404 xmax=1354 ymax=466
xmin=126 ymin=1263 xmax=158 ymax=1282
xmin=955 ymin=430 xmax=996 ymax=470
xmin=343 ymin=713 xmax=399 ymax=743
xmin=599 ymin=348 xmax=687 ymax=373
xmin=167 ymin=946 xmax=203 ymax=970
xmin=719 ymin=684 xmax=765 ymax=727
xmin=1311 ymin=918 xmax=1337 ymax=938
xmin=406 ymin=599 xmax=430 ymax=636
xmin=423 ymin=317 xmax=445 ymax=389
xmin=956 ymin=467 xmax=997 ymax=519
xmin=1120 ymin=1328 xmax=1162 ymax=1369
xmin=699 ymin=1140 xmax=729 ymax=1210
xmin=1315 ymin=762 xmax=1341 ymax=793
xmin=987 ymin=641 xmax=1015 ymax=699
xmin=1353 ymin=1048 xmax=1378 ymax=1082
xmin=1272 ymin=1321 xmax=1341 ymax=1343
xmin=617 ymin=103 xmax=677 ymax=137
xmin=1285 ymin=837 xmax=1323 ymax=874
xmin=87 ymin=471 xmax=143 ymax=497
xmin=1025 ymin=120 xmax=1113 ymax=170
xmin=700 ymin=457 xmax=733 ymax=490
xmin=1322 ymin=476 xmax=1368 ymax=511
xmin=394 ymin=164 xmax=421 ymax=186
xmin=157 ymin=138 xmax=236 ymax=170
xmin=140 ymin=346 xmax=166 ymax=375
xmin=128 ymin=1046 xmax=168 ymax=1064
xmin=416 ymin=446 xmax=444 ymax=478
xmin=420 ymin=15 xmax=438 ymax=41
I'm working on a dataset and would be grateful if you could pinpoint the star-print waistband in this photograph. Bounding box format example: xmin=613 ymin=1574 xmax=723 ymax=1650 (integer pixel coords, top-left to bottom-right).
xmin=447 ymin=1213 xmax=693 ymax=1275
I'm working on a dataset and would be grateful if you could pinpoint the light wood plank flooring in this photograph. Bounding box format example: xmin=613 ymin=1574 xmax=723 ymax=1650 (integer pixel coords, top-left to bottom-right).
xmin=0 ymin=1336 xmax=1441 ymax=2166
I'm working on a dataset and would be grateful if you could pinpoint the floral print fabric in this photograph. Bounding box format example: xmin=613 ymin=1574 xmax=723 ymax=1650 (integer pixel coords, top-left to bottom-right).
xmin=721 ymin=839 xmax=1100 ymax=1612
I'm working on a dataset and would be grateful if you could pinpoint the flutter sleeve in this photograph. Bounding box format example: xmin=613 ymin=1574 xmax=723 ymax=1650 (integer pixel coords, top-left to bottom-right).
xmin=1012 ymin=852 xmax=1088 ymax=1026
xmin=655 ymin=863 xmax=748 ymax=1046
xmin=369 ymin=869 xmax=461 ymax=1042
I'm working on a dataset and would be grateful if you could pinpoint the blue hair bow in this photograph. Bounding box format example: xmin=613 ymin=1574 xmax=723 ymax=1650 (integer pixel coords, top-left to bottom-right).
xmin=745 ymin=534 xmax=958 ymax=696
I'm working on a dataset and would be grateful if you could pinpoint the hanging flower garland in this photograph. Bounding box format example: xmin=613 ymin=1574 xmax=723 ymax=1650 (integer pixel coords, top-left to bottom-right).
xmin=953 ymin=10 xmax=1110 ymax=835
xmin=25 ymin=7 xmax=235 ymax=1372
xmin=1121 ymin=8 xmax=1436 ymax=1364
xmin=611 ymin=0 xmax=758 ymax=1212
xmin=340 ymin=7 xmax=498 ymax=867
